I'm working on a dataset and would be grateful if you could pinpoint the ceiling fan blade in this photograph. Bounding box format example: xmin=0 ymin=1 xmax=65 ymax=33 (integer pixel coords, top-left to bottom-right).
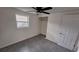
xmin=42 ymin=12 xmax=50 ymax=14
xmin=42 ymin=7 xmax=52 ymax=10
xmin=32 ymin=7 xmax=37 ymax=10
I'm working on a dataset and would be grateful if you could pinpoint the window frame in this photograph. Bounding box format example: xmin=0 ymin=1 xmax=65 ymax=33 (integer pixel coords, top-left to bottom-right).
xmin=16 ymin=14 xmax=29 ymax=28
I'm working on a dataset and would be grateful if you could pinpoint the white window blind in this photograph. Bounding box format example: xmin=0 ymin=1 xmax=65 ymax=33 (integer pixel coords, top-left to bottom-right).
xmin=16 ymin=14 xmax=29 ymax=28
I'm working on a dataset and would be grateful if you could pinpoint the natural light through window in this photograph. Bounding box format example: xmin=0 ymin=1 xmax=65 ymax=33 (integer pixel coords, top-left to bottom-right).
xmin=16 ymin=14 xmax=29 ymax=28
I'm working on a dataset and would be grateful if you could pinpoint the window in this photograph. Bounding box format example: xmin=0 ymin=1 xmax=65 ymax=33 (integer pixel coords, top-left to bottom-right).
xmin=16 ymin=14 xmax=29 ymax=28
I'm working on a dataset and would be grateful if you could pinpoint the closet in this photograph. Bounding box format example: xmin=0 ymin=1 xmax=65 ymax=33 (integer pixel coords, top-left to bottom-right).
xmin=46 ymin=13 xmax=79 ymax=51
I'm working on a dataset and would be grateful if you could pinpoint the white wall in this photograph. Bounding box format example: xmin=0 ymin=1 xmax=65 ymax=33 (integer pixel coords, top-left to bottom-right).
xmin=0 ymin=8 xmax=40 ymax=48
xmin=46 ymin=13 xmax=62 ymax=43
xmin=77 ymin=42 xmax=79 ymax=51
xmin=46 ymin=12 xmax=79 ymax=50
xmin=39 ymin=17 xmax=48 ymax=35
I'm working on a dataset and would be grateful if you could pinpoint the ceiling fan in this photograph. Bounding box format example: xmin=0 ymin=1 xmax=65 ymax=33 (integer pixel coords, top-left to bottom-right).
xmin=30 ymin=7 xmax=52 ymax=15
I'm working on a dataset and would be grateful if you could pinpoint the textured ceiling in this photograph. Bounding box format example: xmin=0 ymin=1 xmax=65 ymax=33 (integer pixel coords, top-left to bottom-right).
xmin=15 ymin=7 xmax=79 ymax=17
xmin=53 ymin=7 xmax=79 ymax=12
xmin=16 ymin=7 xmax=79 ymax=12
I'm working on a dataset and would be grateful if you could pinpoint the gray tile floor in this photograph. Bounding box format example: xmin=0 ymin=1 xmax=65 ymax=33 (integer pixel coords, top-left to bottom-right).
xmin=0 ymin=34 xmax=72 ymax=52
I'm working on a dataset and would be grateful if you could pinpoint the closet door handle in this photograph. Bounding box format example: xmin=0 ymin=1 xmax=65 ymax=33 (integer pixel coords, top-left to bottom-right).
xmin=59 ymin=33 xmax=64 ymax=35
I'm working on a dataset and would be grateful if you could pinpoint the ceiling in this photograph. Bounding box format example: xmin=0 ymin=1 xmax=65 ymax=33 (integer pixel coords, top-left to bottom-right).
xmin=16 ymin=7 xmax=79 ymax=12
xmin=53 ymin=7 xmax=79 ymax=12
xmin=16 ymin=7 xmax=35 ymax=12
xmin=15 ymin=7 xmax=79 ymax=17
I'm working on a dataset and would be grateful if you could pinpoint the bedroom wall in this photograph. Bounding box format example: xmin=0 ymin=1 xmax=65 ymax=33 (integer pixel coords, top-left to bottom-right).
xmin=46 ymin=12 xmax=79 ymax=50
xmin=0 ymin=7 xmax=40 ymax=48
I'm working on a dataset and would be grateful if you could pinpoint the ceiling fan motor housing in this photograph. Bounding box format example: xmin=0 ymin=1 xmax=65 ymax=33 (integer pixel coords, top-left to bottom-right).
xmin=32 ymin=7 xmax=52 ymax=14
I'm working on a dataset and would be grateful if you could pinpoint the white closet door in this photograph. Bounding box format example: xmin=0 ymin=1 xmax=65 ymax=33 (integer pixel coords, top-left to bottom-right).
xmin=61 ymin=15 xmax=79 ymax=50
xmin=46 ymin=13 xmax=62 ymax=43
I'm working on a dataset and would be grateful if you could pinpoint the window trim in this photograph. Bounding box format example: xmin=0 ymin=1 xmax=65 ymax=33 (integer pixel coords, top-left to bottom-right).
xmin=16 ymin=14 xmax=29 ymax=28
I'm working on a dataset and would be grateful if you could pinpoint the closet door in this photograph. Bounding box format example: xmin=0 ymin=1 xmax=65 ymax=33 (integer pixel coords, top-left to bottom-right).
xmin=61 ymin=15 xmax=79 ymax=50
xmin=46 ymin=13 xmax=62 ymax=43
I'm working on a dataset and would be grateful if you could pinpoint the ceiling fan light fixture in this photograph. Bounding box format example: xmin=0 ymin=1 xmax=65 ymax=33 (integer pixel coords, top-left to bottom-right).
xmin=32 ymin=7 xmax=52 ymax=14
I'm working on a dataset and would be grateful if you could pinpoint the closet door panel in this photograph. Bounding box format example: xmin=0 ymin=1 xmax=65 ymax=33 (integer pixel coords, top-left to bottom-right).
xmin=62 ymin=15 xmax=79 ymax=50
xmin=46 ymin=14 xmax=62 ymax=43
